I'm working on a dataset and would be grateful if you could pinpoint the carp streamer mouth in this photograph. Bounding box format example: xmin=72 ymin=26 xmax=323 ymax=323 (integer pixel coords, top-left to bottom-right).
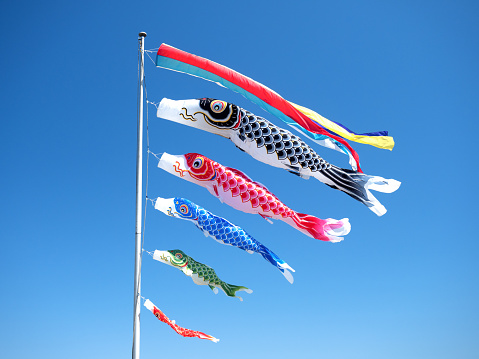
xmin=179 ymin=107 xmax=197 ymax=121
xmin=173 ymin=161 xmax=187 ymax=177
xmin=194 ymin=111 xmax=234 ymax=126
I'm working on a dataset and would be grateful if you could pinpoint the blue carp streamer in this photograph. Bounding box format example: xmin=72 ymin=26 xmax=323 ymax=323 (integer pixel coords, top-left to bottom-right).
xmin=155 ymin=197 xmax=295 ymax=283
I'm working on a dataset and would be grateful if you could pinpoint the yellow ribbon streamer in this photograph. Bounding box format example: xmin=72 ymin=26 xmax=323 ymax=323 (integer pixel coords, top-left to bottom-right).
xmin=290 ymin=102 xmax=395 ymax=150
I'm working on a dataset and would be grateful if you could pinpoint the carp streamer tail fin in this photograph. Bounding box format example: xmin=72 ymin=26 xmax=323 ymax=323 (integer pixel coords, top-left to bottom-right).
xmin=220 ymin=283 xmax=253 ymax=301
xmin=257 ymin=244 xmax=295 ymax=284
xmin=291 ymin=212 xmax=351 ymax=242
xmin=314 ymin=165 xmax=400 ymax=216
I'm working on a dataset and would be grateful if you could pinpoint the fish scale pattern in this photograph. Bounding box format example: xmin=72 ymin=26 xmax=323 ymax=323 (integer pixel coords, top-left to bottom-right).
xmin=156 ymin=197 xmax=294 ymax=279
xmin=212 ymin=162 xmax=295 ymax=218
xmin=158 ymin=98 xmax=400 ymax=216
xmin=155 ymin=249 xmax=251 ymax=299
xmin=187 ymin=203 xmax=293 ymax=282
xmin=186 ymin=255 xmax=222 ymax=287
xmin=196 ymin=207 xmax=260 ymax=253
xmin=237 ymin=109 xmax=332 ymax=172
xmin=183 ymin=254 xmax=249 ymax=298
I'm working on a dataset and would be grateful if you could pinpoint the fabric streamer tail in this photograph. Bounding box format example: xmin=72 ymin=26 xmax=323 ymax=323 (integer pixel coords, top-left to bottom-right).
xmin=289 ymin=212 xmax=351 ymax=242
xmin=256 ymin=244 xmax=295 ymax=284
xmin=219 ymin=283 xmax=253 ymax=301
xmin=314 ymin=165 xmax=401 ymax=216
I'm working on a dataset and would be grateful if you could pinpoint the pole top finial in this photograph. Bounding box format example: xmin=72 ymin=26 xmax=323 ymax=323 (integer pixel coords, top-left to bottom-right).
xmin=139 ymin=32 xmax=147 ymax=38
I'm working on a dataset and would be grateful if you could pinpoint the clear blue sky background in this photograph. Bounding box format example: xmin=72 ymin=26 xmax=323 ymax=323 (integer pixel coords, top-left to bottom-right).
xmin=1 ymin=1 xmax=478 ymax=358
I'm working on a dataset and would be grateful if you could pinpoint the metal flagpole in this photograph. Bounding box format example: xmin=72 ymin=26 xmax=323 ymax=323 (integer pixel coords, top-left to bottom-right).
xmin=133 ymin=31 xmax=147 ymax=359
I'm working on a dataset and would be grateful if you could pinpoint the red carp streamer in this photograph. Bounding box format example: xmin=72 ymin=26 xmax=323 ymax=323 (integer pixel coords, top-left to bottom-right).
xmin=144 ymin=299 xmax=219 ymax=343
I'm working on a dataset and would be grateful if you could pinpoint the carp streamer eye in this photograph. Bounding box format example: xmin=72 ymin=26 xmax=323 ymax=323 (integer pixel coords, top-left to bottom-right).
xmin=192 ymin=157 xmax=204 ymax=169
xmin=179 ymin=204 xmax=189 ymax=214
xmin=175 ymin=253 xmax=183 ymax=259
xmin=210 ymin=100 xmax=227 ymax=113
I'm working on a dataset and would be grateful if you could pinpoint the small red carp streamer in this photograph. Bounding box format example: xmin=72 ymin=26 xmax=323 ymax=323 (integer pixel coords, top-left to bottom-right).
xmin=144 ymin=299 xmax=219 ymax=343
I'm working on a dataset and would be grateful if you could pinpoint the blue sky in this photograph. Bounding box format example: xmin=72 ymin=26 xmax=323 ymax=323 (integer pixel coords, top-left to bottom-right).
xmin=1 ymin=1 xmax=478 ymax=358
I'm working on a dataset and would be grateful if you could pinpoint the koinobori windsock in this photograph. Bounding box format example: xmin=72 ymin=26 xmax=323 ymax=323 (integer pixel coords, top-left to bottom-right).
xmin=144 ymin=299 xmax=219 ymax=343
xmin=156 ymin=43 xmax=396 ymax=172
xmin=157 ymin=153 xmax=351 ymax=242
xmin=154 ymin=197 xmax=295 ymax=283
xmin=152 ymin=249 xmax=253 ymax=300
xmin=157 ymin=98 xmax=400 ymax=216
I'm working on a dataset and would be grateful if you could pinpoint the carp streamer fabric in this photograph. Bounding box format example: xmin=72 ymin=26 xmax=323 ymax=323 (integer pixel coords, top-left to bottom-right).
xmin=157 ymin=152 xmax=351 ymax=241
xmin=156 ymin=43 xmax=395 ymax=172
xmin=144 ymin=299 xmax=219 ymax=342
xmin=156 ymin=98 xmax=400 ymax=216
xmin=152 ymin=249 xmax=253 ymax=301
xmin=154 ymin=197 xmax=295 ymax=282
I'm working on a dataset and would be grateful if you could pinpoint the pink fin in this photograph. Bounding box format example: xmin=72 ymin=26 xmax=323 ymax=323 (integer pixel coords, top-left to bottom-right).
xmin=291 ymin=212 xmax=350 ymax=242
xmin=259 ymin=213 xmax=274 ymax=224
xmin=225 ymin=167 xmax=254 ymax=182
